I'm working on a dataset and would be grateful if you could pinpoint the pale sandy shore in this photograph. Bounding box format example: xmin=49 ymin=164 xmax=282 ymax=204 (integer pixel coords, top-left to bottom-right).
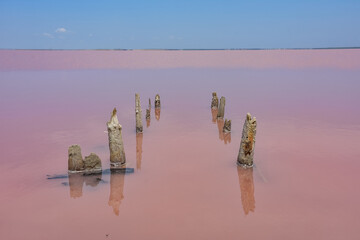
xmin=1 ymin=49 xmax=360 ymax=70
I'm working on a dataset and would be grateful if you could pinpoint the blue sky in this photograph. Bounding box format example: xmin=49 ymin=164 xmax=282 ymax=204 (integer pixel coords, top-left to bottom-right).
xmin=0 ymin=0 xmax=359 ymax=49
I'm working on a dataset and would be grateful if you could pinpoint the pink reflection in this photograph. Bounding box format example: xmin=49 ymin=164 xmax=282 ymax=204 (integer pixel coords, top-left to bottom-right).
xmin=0 ymin=50 xmax=360 ymax=239
xmin=136 ymin=133 xmax=143 ymax=170
xmin=155 ymin=108 xmax=160 ymax=121
xmin=108 ymin=173 xmax=125 ymax=216
xmin=237 ymin=166 xmax=255 ymax=215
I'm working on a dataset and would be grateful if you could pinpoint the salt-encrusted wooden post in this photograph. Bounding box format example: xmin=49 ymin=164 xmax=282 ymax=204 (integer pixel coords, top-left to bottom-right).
xmin=148 ymin=98 xmax=151 ymax=108
xmin=146 ymin=109 xmax=150 ymax=120
xmin=223 ymin=119 xmax=231 ymax=133
xmin=211 ymin=92 xmax=219 ymax=109
xmin=155 ymin=94 xmax=161 ymax=108
xmin=107 ymin=108 xmax=126 ymax=167
xmin=217 ymin=96 xmax=225 ymax=119
xmin=135 ymin=93 xmax=143 ymax=133
xmin=237 ymin=113 xmax=257 ymax=167
xmin=146 ymin=108 xmax=151 ymax=127
xmin=83 ymin=153 xmax=102 ymax=173
xmin=68 ymin=145 xmax=84 ymax=172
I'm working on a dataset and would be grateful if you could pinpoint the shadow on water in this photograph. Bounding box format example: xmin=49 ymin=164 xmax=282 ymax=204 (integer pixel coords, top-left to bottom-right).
xmin=108 ymin=172 xmax=125 ymax=216
xmin=68 ymin=172 xmax=103 ymax=199
xmin=136 ymin=133 xmax=143 ymax=170
xmin=237 ymin=166 xmax=255 ymax=215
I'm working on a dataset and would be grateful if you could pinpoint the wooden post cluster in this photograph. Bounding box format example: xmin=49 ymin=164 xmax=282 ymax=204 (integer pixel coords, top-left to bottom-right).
xmin=68 ymin=145 xmax=102 ymax=173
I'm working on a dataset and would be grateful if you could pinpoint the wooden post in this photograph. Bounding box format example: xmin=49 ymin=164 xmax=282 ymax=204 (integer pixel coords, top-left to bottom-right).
xmin=223 ymin=119 xmax=231 ymax=133
xmin=155 ymin=94 xmax=161 ymax=108
xmin=107 ymin=108 xmax=126 ymax=167
xmin=211 ymin=92 xmax=219 ymax=109
xmin=135 ymin=93 xmax=143 ymax=133
xmin=68 ymin=145 xmax=84 ymax=172
xmin=217 ymin=96 xmax=225 ymax=119
xmin=237 ymin=113 xmax=257 ymax=167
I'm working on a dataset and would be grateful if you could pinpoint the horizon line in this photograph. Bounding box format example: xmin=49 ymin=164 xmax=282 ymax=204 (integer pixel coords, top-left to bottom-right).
xmin=1 ymin=47 xmax=360 ymax=51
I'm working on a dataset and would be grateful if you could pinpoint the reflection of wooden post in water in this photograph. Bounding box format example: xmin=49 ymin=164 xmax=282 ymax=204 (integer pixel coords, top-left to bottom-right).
xmin=155 ymin=108 xmax=160 ymax=121
xmin=224 ymin=132 xmax=231 ymax=144
xmin=108 ymin=173 xmax=125 ymax=216
xmin=68 ymin=173 xmax=102 ymax=198
xmin=136 ymin=133 xmax=143 ymax=170
xmin=237 ymin=166 xmax=255 ymax=215
xmin=211 ymin=109 xmax=218 ymax=123
xmin=217 ymin=118 xmax=224 ymax=141
xmin=68 ymin=173 xmax=84 ymax=198
xmin=84 ymin=173 xmax=102 ymax=187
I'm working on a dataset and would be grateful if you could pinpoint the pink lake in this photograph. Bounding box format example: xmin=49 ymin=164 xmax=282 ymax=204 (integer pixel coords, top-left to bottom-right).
xmin=1 ymin=50 xmax=360 ymax=240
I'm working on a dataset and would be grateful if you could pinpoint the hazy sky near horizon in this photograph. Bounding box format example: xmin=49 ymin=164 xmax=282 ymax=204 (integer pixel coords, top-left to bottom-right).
xmin=0 ymin=0 xmax=359 ymax=49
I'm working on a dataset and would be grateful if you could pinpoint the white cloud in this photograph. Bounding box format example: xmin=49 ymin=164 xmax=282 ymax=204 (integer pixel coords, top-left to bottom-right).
xmin=55 ymin=27 xmax=67 ymax=33
xmin=43 ymin=32 xmax=54 ymax=38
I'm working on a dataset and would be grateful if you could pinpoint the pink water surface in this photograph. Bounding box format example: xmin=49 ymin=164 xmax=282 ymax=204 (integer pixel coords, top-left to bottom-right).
xmin=1 ymin=50 xmax=360 ymax=240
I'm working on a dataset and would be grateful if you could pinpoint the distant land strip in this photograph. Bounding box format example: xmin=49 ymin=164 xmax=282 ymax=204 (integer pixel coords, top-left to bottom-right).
xmin=1 ymin=48 xmax=360 ymax=70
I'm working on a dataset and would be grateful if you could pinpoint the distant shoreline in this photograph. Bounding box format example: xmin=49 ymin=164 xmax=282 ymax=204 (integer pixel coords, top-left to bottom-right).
xmin=1 ymin=47 xmax=360 ymax=51
xmin=1 ymin=48 xmax=360 ymax=71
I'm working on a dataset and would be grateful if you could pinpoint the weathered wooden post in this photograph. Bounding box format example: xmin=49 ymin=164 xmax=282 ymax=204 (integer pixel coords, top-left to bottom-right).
xmin=211 ymin=92 xmax=219 ymax=109
xmin=223 ymin=119 xmax=231 ymax=133
xmin=83 ymin=153 xmax=102 ymax=173
xmin=155 ymin=94 xmax=161 ymax=108
xmin=68 ymin=145 xmax=102 ymax=173
xmin=237 ymin=113 xmax=257 ymax=167
xmin=146 ymin=108 xmax=151 ymax=127
xmin=146 ymin=109 xmax=150 ymax=120
xmin=68 ymin=145 xmax=84 ymax=172
xmin=135 ymin=93 xmax=143 ymax=133
xmin=107 ymin=108 xmax=126 ymax=168
xmin=217 ymin=96 xmax=225 ymax=119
